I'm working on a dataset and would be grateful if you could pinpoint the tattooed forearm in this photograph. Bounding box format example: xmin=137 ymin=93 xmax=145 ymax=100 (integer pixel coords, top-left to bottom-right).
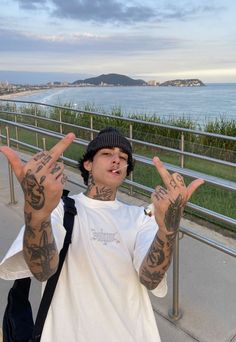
xmin=139 ymin=232 xmax=177 ymax=290
xmin=23 ymin=214 xmax=59 ymax=282
xmin=145 ymin=236 xmax=165 ymax=267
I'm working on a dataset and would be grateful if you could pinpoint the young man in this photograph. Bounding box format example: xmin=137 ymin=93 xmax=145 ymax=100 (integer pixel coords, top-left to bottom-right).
xmin=0 ymin=127 xmax=203 ymax=341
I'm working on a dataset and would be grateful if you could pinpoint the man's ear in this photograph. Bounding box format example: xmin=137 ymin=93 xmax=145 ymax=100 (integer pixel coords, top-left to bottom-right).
xmin=83 ymin=160 xmax=92 ymax=172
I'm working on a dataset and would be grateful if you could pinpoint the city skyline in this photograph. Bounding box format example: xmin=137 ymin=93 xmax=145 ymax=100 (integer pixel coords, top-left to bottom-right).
xmin=1 ymin=0 xmax=236 ymax=84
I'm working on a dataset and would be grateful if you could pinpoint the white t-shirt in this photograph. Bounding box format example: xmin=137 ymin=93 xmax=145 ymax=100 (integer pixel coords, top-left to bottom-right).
xmin=0 ymin=193 xmax=167 ymax=342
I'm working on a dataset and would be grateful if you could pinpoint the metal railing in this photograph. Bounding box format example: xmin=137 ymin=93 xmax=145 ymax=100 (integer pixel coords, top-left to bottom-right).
xmin=0 ymin=99 xmax=236 ymax=321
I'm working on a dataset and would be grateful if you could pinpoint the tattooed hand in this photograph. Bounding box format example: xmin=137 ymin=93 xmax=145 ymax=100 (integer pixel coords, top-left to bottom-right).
xmin=0 ymin=133 xmax=75 ymax=281
xmin=0 ymin=133 xmax=75 ymax=216
xmin=139 ymin=157 xmax=204 ymax=290
xmin=151 ymin=157 xmax=204 ymax=235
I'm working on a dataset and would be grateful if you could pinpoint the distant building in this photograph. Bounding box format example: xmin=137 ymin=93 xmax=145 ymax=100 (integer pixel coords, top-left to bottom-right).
xmin=147 ymin=80 xmax=159 ymax=86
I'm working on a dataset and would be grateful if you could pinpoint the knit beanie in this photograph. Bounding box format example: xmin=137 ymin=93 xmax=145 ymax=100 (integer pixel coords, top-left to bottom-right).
xmin=85 ymin=127 xmax=132 ymax=160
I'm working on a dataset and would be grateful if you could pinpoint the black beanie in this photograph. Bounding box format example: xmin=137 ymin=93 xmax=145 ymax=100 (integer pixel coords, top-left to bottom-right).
xmin=78 ymin=127 xmax=134 ymax=185
xmin=85 ymin=127 xmax=132 ymax=160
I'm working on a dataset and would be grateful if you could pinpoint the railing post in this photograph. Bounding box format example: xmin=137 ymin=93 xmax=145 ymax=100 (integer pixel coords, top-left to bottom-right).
xmin=59 ymin=109 xmax=63 ymax=135
xmin=14 ymin=114 xmax=19 ymax=150
xmin=35 ymin=105 xmax=39 ymax=147
xmin=168 ymin=232 xmax=182 ymax=320
xmin=129 ymin=124 xmax=133 ymax=195
xmin=5 ymin=126 xmax=17 ymax=205
xmin=59 ymin=109 xmax=64 ymax=157
xmin=180 ymin=132 xmax=184 ymax=168
xmin=90 ymin=115 xmax=94 ymax=141
xmin=42 ymin=137 xmax=46 ymax=150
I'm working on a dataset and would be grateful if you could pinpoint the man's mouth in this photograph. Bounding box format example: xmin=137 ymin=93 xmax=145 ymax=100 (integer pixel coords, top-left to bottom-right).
xmin=111 ymin=164 xmax=128 ymax=174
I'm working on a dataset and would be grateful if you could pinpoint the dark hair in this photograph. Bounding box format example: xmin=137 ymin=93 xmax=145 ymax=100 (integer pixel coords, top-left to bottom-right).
xmin=78 ymin=127 xmax=134 ymax=185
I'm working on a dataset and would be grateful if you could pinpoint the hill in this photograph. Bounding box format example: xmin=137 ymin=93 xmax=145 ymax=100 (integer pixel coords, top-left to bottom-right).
xmin=160 ymin=79 xmax=205 ymax=87
xmin=72 ymin=73 xmax=147 ymax=86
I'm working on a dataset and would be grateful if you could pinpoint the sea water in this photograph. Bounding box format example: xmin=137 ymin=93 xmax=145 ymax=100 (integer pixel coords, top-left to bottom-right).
xmin=16 ymin=83 xmax=236 ymax=126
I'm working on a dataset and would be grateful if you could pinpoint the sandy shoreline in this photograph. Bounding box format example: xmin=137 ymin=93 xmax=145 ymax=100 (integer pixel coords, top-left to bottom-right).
xmin=0 ymin=89 xmax=45 ymax=100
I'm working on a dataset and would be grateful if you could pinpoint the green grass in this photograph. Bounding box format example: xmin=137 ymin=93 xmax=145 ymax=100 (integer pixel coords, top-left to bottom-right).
xmin=1 ymin=102 xmax=236 ymax=232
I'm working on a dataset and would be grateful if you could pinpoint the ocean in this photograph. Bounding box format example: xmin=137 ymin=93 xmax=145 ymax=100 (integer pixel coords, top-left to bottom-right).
xmin=15 ymin=83 xmax=236 ymax=126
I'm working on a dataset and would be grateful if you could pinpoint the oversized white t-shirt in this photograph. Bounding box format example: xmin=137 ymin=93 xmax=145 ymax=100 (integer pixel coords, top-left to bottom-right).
xmin=0 ymin=193 xmax=167 ymax=342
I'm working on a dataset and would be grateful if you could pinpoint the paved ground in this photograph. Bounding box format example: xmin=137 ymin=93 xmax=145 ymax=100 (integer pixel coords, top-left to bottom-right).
xmin=0 ymin=151 xmax=235 ymax=342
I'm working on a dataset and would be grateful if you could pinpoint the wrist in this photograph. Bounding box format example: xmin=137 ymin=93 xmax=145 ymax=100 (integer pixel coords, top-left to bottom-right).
xmin=157 ymin=228 xmax=177 ymax=241
xmin=24 ymin=204 xmax=50 ymax=223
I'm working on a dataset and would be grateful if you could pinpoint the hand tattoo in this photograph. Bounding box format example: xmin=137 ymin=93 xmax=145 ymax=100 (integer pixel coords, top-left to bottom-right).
xmin=33 ymin=152 xmax=47 ymax=161
xmin=21 ymin=169 xmax=45 ymax=210
xmin=164 ymin=194 xmax=183 ymax=232
xmin=50 ymin=164 xmax=61 ymax=175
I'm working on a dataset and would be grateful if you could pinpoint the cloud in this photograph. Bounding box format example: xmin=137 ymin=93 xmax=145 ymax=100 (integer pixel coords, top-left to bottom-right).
xmin=0 ymin=27 xmax=183 ymax=54
xmin=14 ymin=0 xmax=224 ymax=24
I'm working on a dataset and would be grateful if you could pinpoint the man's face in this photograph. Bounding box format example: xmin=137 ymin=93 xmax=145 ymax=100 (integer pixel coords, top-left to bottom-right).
xmin=84 ymin=147 xmax=129 ymax=188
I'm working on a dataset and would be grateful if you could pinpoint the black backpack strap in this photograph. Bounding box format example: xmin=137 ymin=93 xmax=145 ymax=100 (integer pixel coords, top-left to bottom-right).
xmin=31 ymin=191 xmax=77 ymax=341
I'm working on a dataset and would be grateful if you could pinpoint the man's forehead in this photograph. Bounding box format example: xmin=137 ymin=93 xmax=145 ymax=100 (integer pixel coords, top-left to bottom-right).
xmin=98 ymin=147 xmax=127 ymax=153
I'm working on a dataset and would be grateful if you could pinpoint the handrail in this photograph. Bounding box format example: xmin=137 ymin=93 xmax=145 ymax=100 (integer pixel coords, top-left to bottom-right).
xmin=0 ymin=100 xmax=235 ymax=323
xmin=0 ymin=117 xmax=235 ymax=228
xmin=1 ymin=98 xmax=236 ymax=140
xmin=1 ymin=110 xmax=236 ymax=169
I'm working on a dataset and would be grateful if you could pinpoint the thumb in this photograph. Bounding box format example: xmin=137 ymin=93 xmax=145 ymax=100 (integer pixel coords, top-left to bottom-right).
xmin=0 ymin=146 xmax=24 ymax=180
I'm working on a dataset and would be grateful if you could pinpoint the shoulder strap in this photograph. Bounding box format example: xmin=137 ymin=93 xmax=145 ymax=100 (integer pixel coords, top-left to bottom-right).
xmin=32 ymin=191 xmax=77 ymax=341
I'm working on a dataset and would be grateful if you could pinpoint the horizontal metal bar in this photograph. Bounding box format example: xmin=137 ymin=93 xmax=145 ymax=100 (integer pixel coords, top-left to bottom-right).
xmin=1 ymin=114 xmax=235 ymax=228
xmin=124 ymin=178 xmax=236 ymax=227
xmin=1 ymin=98 xmax=236 ymax=141
xmin=1 ymin=114 xmax=235 ymax=171
xmin=187 ymin=202 xmax=236 ymax=226
xmin=132 ymin=138 xmax=236 ymax=168
xmin=133 ymin=154 xmax=236 ymax=192
xmin=180 ymin=226 xmax=236 ymax=257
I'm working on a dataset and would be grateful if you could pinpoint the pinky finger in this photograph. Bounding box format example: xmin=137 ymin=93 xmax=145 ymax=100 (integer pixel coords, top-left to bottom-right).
xmin=186 ymin=178 xmax=204 ymax=201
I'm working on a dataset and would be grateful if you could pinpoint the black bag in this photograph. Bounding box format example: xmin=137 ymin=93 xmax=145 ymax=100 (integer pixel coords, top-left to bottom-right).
xmin=2 ymin=190 xmax=77 ymax=342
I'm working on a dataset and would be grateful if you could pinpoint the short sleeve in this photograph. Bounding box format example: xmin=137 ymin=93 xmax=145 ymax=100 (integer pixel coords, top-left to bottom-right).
xmin=0 ymin=201 xmax=66 ymax=281
xmin=133 ymin=214 xmax=157 ymax=273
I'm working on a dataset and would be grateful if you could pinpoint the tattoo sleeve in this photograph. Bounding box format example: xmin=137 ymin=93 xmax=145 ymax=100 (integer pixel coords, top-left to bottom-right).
xmin=139 ymin=231 xmax=177 ymax=290
xmin=23 ymin=211 xmax=59 ymax=282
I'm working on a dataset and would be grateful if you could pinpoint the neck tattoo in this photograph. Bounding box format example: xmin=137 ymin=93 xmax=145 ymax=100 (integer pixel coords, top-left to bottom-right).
xmin=84 ymin=174 xmax=115 ymax=201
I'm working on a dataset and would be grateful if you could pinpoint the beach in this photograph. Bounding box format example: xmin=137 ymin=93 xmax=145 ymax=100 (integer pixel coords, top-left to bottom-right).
xmin=0 ymin=89 xmax=44 ymax=100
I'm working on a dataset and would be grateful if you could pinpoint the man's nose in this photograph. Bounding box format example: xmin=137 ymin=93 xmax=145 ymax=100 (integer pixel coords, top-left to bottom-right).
xmin=112 ymin=154 xmax=120 ymax=163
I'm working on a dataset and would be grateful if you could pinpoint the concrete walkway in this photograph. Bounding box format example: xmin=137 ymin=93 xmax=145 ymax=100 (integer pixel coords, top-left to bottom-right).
xmin=0 ymin=151 xmax=235 ymax=342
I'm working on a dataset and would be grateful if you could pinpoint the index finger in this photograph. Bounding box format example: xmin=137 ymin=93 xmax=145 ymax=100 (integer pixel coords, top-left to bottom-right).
xmin=152 ymin=156 xmax=173 ymax=188
xmin=49 ymin=132 xmax=76 ymax=161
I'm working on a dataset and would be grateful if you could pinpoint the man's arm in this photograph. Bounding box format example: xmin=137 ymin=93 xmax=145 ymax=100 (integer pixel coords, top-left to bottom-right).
xmin=139 ymin=157 xmax=204 ymax=290
xmin=0 ymin=133 xmax=75 ymax=281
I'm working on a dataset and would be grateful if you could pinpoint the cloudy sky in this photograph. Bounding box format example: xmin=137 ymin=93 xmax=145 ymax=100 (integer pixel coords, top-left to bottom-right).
xmin=1 ymin=0 xmax=236 ymax=83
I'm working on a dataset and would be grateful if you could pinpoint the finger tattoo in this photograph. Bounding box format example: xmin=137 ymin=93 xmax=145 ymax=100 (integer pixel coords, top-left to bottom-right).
xmin=176 ymin=174 xmax=185 ymax=186
xmin=33 ymin=152 xmax=47 ymax=161
xmin=154 ymin=187 xmax=167 ymax=201
xmin=41 ymin=155 xmax=52 ymax=165
xmin=61 ymin=174 xmax=68 ymax=185
xmin=50 ymin=164 xmax=61 ymax=175
xmin=170 ymin=178 xmax=177 ymax=189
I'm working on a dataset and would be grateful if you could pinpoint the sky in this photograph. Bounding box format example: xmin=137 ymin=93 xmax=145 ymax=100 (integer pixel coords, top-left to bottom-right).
xmin=0 ymin=0 xmax=236 ymax=84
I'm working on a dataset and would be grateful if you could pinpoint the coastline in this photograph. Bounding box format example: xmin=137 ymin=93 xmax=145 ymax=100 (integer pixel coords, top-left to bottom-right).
xmin=0 ymin=89 xmax=44 ymax=100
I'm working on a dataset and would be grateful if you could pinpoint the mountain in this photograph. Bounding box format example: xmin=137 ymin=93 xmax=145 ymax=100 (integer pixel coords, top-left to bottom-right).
xmin=160 ymin=79 xmax=205 ymax=87
xmin=72 ymin=73 xmax=147 ymax=86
